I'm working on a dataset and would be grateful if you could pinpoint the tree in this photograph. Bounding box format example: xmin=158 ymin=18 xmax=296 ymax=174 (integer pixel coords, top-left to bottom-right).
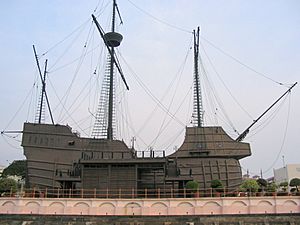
xmin=279 ymin=181 xmax=288 ymax=192
xmin=186 ymin=180 xmax=199 ymax=192
xmin=256 ymin=178 xmax=267 ymax=187
xmin=289 ymin=178 xmax=300 ymax=192
xmin=211 ymin=179 xmax=223 ymax=189
xmin=266 ymin=182 xmax=277 ymax=193
xmin=256 ymin=178 xmax=268 ymax=192
xmin=0 ymin=178 xmax=18 ymax=195
xmin=2 ymin=160 xmax=26 ymax=179
xmin=239 ymin=179 xmax=260 ymax=193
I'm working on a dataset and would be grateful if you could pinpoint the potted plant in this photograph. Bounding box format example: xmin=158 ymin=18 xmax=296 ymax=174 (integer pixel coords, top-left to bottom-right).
xmin=185 ymin=180 xmax=199 ymax=197
xmin=289 ymin=178 xmax=300 ymax=195
xmin=239 ymin=179 xmax=259 ymax=196
xmin=210 ymin=179 xmax=223 ymax=197
xmin=266 ymin=182 xmax=278 ymax=196
xmin=277 ymin=181 xmax=289 ymax=196
xmin=256 ymin=178 xmax=267 ymax=196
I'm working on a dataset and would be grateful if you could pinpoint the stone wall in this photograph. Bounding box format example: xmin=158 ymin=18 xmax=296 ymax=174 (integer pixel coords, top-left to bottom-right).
xmin=0 ymin=214 xmax=300 ymax=225
xmin=0 ymin=196 xmax=300 ymax=216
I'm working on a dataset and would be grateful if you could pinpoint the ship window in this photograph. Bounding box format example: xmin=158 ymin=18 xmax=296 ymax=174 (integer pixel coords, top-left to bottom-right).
xmin=84 ymin=164 xmax=107 ymax=168
xmin=112 ymin=165 xmax=134 ymax=168
xmin=199 ymin=152 xmax=209 ymax=156
xmin=190 ymin=151 xmax=209 ymax=156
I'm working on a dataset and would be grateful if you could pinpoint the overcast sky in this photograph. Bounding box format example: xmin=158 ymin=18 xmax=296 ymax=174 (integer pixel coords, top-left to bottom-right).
xmin=0 ymin=0 xmax=299 ymax=178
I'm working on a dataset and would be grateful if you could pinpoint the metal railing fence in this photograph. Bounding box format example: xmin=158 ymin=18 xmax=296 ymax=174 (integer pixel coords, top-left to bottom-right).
xmin=1 ymin=187 xmax=298 ymax=199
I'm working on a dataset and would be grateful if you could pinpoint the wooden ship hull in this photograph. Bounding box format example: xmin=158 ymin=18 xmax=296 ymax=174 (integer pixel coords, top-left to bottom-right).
xmin=22 ymin=123 xmax=250 ymax=191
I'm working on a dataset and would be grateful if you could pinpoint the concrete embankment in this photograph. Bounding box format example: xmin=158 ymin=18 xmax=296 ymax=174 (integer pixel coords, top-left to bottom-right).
xmin=0 ymin=214 xmax=300 ymax=225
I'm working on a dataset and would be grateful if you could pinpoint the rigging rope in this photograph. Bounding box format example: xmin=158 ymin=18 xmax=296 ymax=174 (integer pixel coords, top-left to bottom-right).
xmin=61 ymin=75 xmax=96 ymax=124
xmin=115 ymin=44 xmax=196 ymax=151
xmin=149 ymin=46 xmax=191 ymax=148
xmin=201 ymin=37 xmax=285 ymax=86
xmin=93 ymin=0 xmax=105 ymax=13
xmin=56 ymin=39 xmax=102 ymax=124
xmin=57 ymin=22 xmax=94 ymax=122
xmin=249 ymin=94 xmax=288 ymax=136
xmin=1 ymin=133 xmax=22 ymax=150
xmin=3 ymin=82 xmax=37 ymax=131
xmin=164 ymin=127 xmax=186 ymax=153
xmin=40 ymin=0 xmax=110 ymax=58
xmin=126 ymin=0 xmax=285 ymax=93
xmin=149 ymin=81 xmax=193 ymax=151
xmin=26 ymin=72 xmax=39 ymax=122
xmin=117 ymin=52 xmax=186 ymax=127
xmin=199 ymin=55 xmax=238 ymax=134
xmin=113 ymin=90 xmax=149 ymax=147
xmin=46 ymin=78 xmax=89 ymax=136
xmin=125 ymin=0 xmax=192 ymax=34
xmin=48 ymin=24 xmax=89 ymax=71
xmin=240 ymin=92 xmax=292 ymax=176
xmin=128 ymin=43 xmax=192 ymax=137
xmin=47 ymin=44 xmax=100 ymax=73
xmin=41 ymin=19 xmax=91 ymax=57
xmin=201 ymin=43 xmax=254 ymax=121
xmin=157 ymin=85 xmax=193 ymax=150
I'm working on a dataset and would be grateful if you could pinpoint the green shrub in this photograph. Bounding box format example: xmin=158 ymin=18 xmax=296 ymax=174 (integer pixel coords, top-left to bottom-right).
xmin=186 ymin=180 xmax=199 ymax=192
xmin=1 ymin=160 xmax=26 ymax=179
xmin=256 ymin=178 xmax=267 ymax=187
xmin=211 ymin=179 xmax=223 ymax=189
xmin=266 ymin=182 xmax=277 ymax=192
xmin=0 ymin=178 xmax=18 ymax=194
xmin=279 ymin=181 xmax=288 ymax=192
xmin=239 ymin=179 xmax=259 ymax=193
xmin=289 ymin=178 xmax=300 ymax=192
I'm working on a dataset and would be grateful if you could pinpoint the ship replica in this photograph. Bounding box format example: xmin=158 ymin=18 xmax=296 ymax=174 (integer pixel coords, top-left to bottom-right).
xmin=20 ymin=1 xmax=296 ymax=194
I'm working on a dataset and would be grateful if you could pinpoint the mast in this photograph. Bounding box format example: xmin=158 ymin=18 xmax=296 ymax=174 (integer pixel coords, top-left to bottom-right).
xmin=193 ymin=27 xmax=204 ymax=127
xmin=107 ymin=0 xmax=117 ymax=140
xmin=236 ymin=82 xmax=297 ymax=142
xmin=38 ymin=59 xmax=48 ymax=124
xmin=92 ymin=0 xmax=127 ymax=140
xmin=33 ymin=45 xmax=54 ymax=125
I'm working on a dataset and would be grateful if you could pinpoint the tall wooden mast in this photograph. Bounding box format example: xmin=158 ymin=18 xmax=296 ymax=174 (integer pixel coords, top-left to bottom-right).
xmin=193 ymin=27 xmax=204 ymax=127
xmin=91 ymin=0 xmax=126 ymax=140
xmin=33 ymin=45 xmax=54 ymax=125
xmin=107 ymin=0 xmax=117 ymax=140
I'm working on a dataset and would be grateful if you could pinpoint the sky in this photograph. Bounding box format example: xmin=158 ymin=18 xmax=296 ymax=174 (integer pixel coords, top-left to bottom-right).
xmin=0 ymin=0 xmax=299 ymax=178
